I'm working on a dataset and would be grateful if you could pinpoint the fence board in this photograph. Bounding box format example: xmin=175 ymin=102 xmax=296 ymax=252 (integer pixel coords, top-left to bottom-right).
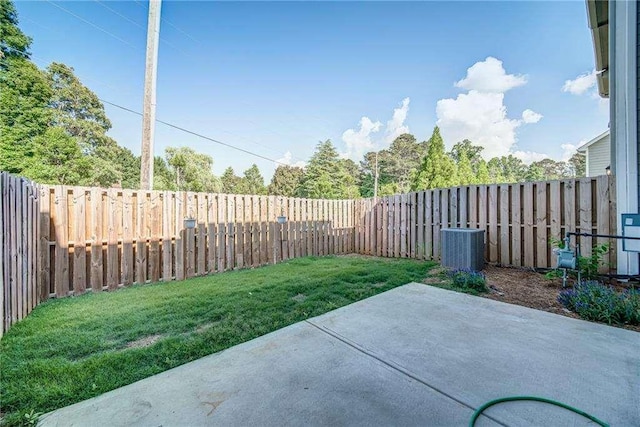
xmin=488 ymin=185 xmax=498 ymax=263
xmin=122 ymin=191 xmax=134 ymax=285
xmin=549 ymin=181 xmax=561 ymax=268
xmin=106 ymin=189 xmax=119 ymax=289
xmin=536 ymin=182 xmax=548 ymax=267
xmin=579 ymin=179 xmax=593 ymax=259
xmin=499 ymin=185 xmax=510 ymax=266
xmin=72 ymin=188 xmax=87 ymax=294
xmin=163 ymin=191 xmax=174 ymax=280
xmin=511 ymin=184 xmax=522 ymax=267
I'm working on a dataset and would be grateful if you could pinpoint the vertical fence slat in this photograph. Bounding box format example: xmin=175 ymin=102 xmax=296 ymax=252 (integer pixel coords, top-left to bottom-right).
xmin=163 ymin=191 xmax=174 ymax=280
xmin=72 ymin=188 xmax=87 ymax=294
xmin=579 ymin=179 xmax=593 ymax=259
xmin=549 ymin=181 xmax=561 ymax=268
xmin=523 ymin=183 xmax=535 ymax=267
xmin=536 ymin=182 xmax=549 ymax=268
xmin=596 ymin=176 xmax=611 ymax=272
xmin=106 ymin=189 xmax=119 ymax=290
xmin=488 ymin=185 xmax=498 ymax=263
xmin=499 ymin=185 xmax=510 ymax=266
xmin=122 ymin=190 xmax=134 ymax=286
xmin=511 ymin=184 xmax=522 ymax=267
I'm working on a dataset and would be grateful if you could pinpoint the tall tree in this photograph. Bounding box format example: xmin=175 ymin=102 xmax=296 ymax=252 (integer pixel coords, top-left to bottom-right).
xmin=529 ymin=158 xmax=569 ymax=180
xmin=268 ymin=165 xmax=304 ymax=196
xmin=476 ymin=160 xmax=490 ymax=184
xmin=450 ymin=139 xmax=484 ymax=169
xmin=379 ymin=133 xmax=425 ymax=193
xmin=243 ymin=164 xmax=266 ymax=195
xmin=221 ymin=167 xmax=245 ymax=194
xmin=568 ymin=152 xmax=586 ymax=177
xmin=153 ymin=156 xmax=175 ymax=191
xmin=300 ymin=140 xmax=359 ymax=199
xmin=487 ymin=155 xmax=526 ymax=183
xmin=165 ymin=147 xmax=221 ymax=192
xmin=456 ymin=154 xmax=476 ymax=185
xmin=412 ymin=127 xmax=457 ymax=190
xmin=23 ymin=127 xmax=88 ymax=185
xmin=0 ymin=2 xmax=51 ymax=174
xmin=0 ymin=0 xmax=31 ymax=61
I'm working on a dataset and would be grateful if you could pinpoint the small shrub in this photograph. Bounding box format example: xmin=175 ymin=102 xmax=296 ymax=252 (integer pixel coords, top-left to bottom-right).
xmin=447 ymin=269 xmax=488 ymax=293
xmin=546 ymin=241 xmax=609 ymax=281
xmin=558 ymin=281 xmax=640 ymax=326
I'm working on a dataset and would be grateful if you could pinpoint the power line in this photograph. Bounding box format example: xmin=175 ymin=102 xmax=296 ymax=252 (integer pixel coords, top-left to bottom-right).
xmin=133 ymin=0 xmax=201 ymax=45
xmin=94 ymin=0 xmax=145 ymax=29
xmin=44 ymin=0 xmax=137 ymax=49
xmin=93 ymin=0 xmax=195 ymax=59
xmin=99 ymin=99 xmax=289 ymax=166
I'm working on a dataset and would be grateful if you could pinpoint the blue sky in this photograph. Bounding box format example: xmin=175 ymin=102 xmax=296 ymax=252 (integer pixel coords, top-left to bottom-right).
xmin=15 ymin=0 xmax=608 ymax=180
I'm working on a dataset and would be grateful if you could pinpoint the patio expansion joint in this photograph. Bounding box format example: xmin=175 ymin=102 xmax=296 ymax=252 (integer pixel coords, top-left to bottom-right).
xmin=305 ymin=319 xmax=510 ymax=427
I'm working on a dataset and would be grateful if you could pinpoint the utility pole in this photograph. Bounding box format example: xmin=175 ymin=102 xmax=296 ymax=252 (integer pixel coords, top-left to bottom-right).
xmin=373 ymin=151 xmax=379 ymax=201
xmin=140 ymin=0 xmax=162 ymax=190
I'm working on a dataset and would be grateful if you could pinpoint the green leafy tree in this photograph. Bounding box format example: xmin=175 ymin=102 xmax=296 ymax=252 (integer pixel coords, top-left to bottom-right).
xmin=0 ymin=3 xmax=51 ymax=174
xmin=0 ymin=57 xmax=52 ymax=174
xmin=300 ymin=140 xmax=359 ymax=199
xmin=378 ymin=133 xmax=426 ymax=193
xmin=0 ymin=0 xmax=31 ymax=61
xmin=153 ymin=156 xmax=176 ymax=191
xmin=450 ymin=139 xmax=483 ymax=169
xmin=165 ymin=147 xmax=221 ymax=192
xmin=45 ymin=62 xmax=136 ymax=187
xmin=456 ymin=154 xmax=476 ymax=185
xmin=568 ymin=152 xmax=586 ymax=177
xmin=23 ymin=127 xmax=88 ymax=185
xmin=476 ymin=160 xmax=490 ymax=184
xmin=529 ymin=158 xmax=570 ymax=181
xmin=412 ymin=127 xmax=457 ymax=190
xmin=243 ymin=164 xmax=266 ymax=195
xmin=268 ymin=165 xmax=304 ymax=196
xmin=487 ymin=155 xmax=526 ymax=183
xmin=525 ymin=163 xmax=545 ymax=182
xmin=221 ymin=167 xmax=245 ymax=194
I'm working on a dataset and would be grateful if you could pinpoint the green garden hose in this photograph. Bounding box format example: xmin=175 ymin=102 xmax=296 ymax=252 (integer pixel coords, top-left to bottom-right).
xmin=469 ymin=396 xmax=609 ymax=427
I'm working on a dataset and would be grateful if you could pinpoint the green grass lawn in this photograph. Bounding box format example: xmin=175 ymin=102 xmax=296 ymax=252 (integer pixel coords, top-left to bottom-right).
xmin=0 ymin=255 xmax=435 ymax=426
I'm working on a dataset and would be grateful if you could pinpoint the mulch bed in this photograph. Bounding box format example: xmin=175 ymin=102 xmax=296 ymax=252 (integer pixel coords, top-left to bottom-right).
xmin=481 ymin=265 xmax=640 ymax=333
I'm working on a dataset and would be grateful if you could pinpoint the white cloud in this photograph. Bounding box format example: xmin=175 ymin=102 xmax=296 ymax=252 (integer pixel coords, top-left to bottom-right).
xmin=560 ymin=142 xmax=582 ymax=162
xmin=341 ymin=116 xmax=382 ymax=160
xmin=276 ymin=151 xmax=306 ymax=168
xmin=454 ymin=57 xmax=527 ymax=93
xmin=521 ymin=109 xmax=542 ymax=124
xmin=562 ymin=70 xmax=597 ymax=95
xmin=437 ymin=57 xmax=543 ymax=159
xmin=436 ymin=90 xmax=521 ymax=158
xmin=512 ymin=150 xmax=549 ymax=164
xmin=385 ymin=97 xmax=410 ymax=143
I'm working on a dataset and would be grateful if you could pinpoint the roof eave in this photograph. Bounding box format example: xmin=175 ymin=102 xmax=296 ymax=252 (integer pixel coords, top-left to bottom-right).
xmin=586 ymin=0 xmax=609 ymax=98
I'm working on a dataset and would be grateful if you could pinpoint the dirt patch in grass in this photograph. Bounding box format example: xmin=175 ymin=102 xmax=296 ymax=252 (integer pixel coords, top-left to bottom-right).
xmin=291 ymin=293 xmax=306 ymax=303
xmin=126 ymin=334 xmax=164 ymax=349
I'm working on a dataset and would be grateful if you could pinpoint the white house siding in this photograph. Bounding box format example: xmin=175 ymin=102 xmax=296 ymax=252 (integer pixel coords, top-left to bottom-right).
xmin=587 ymin=135 xmax=611 ymax=176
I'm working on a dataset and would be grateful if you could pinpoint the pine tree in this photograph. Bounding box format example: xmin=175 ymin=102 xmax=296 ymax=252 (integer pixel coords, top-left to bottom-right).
xmin=242 ymin=164 xmax=266 ymax=195
xmin=476 ymin=160 xmax=490 ymax=184
xmin=300 ymin=140 xmax=359 ymax=198
xmin=456 ymin=154 xmax=476 ymax=185
xmin=412 ymin=127 xmax=457 ymax=190
xmin=221 ymin=167 xmax=244 ymax=194
xmin=268 ymin=165 xmax=304 ymax=196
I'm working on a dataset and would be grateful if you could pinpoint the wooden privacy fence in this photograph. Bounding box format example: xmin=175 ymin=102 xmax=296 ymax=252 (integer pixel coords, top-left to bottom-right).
xmin=0 ymin=173 xmax=618 ymax=335
xmin=353 ymin=175 xmax=616 ymax=270
xmin=38 ymin=186 xmax=356 ymax=298
xmin=1 ymin=173 xmax=40 ymax=337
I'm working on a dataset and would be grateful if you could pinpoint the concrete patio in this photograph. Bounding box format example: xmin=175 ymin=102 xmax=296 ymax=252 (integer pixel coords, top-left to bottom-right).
xmin=40 ymin=284 xmax=639 ymax=426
